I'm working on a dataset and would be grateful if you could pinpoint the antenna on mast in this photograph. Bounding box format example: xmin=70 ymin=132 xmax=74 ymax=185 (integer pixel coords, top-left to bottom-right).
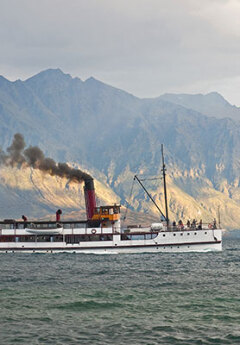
xmin=161 ymin=144 xmax=169 ymax=227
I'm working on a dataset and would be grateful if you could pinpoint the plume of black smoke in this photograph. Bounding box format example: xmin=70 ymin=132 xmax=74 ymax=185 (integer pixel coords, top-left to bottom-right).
xmin=0 ymin=133 xmax=92 ymax=182
xmin=0 ymin=133 xmax=26 ymax=166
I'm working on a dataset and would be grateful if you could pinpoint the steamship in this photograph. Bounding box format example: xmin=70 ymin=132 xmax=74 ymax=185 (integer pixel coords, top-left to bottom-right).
xmin=0 ymin=174 xmax=222 ymax=254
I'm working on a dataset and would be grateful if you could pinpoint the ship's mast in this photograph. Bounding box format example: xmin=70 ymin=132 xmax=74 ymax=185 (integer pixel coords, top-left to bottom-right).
xmin=161 ymin=144 xmax=169 ymax=227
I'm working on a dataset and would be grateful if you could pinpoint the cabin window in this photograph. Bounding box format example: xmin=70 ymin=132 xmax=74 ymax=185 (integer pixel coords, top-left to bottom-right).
xmin=121 ymin=233 xmax=157 ymax=241
xmin=145 ymin=234 xmax=151 ymax=240
xmin=66 ymin=235 xmax=81 ymax=244
xmin=121 ymin=234 xmax=130 ymax=240
xmin=99 ymin=235 xmax=113 ymax=241
xmin=131 ymin=234 xmax=145 ymax=240
xmin=51 ymin=235 xmax=64 ymax=242
xmin=36 ymin=236 xmax=51 ymax=242
xmin=72 ymin=223 xmax=82 ymax=228
xmin=63 ymin=224 xmax=71 ymax=229
xmin=0 ymin=236 xmax=15 ymax=242
xmin=145 ymin=233 xmax=158 ymax=240
xmin=65 ymin=234 xmax=113 ymax=243
xmin=18 ymin=236 xmax=35 ymax=242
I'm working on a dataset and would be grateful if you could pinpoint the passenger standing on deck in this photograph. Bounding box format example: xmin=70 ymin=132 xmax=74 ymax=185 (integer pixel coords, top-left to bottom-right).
xmin=178 ymin=220 xmax=184 ymax=230
xmin=22 ymin=215 xmax=27 ymax=228
xmin=192 ymin=219 xmax=196 ymax=229
xmin=187 ymin=220 xmax=190 ymax=228
xmin=198 ymin=219 xmax=202 ymax=230
xmin=56 ymin=209 xmax=62 ymax=222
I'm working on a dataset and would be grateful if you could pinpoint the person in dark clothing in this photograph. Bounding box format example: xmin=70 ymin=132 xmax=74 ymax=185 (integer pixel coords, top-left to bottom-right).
xmin=178 ymin=219 xmax=184 ymax=230
xmin=56 ymin=209 xmax=62 ymax=222
xmin=22 ymin=215 xmax=28 ymax=228
xmin=198 ymin=219 xmax=202 ymax=230
xmin=191 ymin=219 xmax=196 ymax=229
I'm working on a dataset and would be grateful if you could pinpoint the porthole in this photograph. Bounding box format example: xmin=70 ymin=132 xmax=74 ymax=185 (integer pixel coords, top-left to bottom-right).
xmin=180 ymin=233 xmax=183 ymax=236
xmin=163 ymin=234 xmax=166 ymax=237
xmin=187 ymin=233 xmax=190 ymax=235
xmin=205 ymin=232 xmax=207 ymax=235
xmin=173 ymin=234 xmax=176 ymax=236
xmin=194 ymin=232 xmax=197 ymax=235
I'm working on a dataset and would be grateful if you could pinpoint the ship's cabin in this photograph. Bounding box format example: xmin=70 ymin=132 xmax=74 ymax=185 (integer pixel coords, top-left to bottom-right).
xmin=91 ymin=205 xmax=121 ymax=222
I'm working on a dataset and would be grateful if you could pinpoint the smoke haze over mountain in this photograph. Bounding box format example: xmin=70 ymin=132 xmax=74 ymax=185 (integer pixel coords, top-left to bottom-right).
xmin=0 ymin=133 xmax=92 ymax=182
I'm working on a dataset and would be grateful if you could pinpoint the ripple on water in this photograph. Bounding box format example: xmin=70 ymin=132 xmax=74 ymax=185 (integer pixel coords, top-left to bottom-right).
xmin=54 ymin=300 xmax=122 ymax=312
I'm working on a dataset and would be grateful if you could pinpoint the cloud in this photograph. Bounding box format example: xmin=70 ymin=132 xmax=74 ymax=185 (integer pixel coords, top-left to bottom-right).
xmin=0 ymin=0 xmax=239 ymax=105
xmin=197 ymin=0 xmax=240 ymax=36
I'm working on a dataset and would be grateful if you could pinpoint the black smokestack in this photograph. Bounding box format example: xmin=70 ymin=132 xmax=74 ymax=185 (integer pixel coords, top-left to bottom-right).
xmin=84 ymin=178 xmax=97 ymax=219
xmin=0 ymin=133 xmax=92 ymax=183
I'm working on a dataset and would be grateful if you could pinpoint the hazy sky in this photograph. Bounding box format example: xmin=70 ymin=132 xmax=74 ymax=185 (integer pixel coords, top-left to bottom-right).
xmin=1 ymin=0 xmax=240 ymax=105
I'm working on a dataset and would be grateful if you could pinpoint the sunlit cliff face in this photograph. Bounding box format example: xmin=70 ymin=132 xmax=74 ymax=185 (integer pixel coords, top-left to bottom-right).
xmin=0 ymin=165 xmax=120 ymax=221
xmin=0 ymin=163 xmax=239 ymax=228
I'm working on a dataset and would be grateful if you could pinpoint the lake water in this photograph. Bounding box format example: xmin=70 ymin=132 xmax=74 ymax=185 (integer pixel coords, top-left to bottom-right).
xmin=0 ymin=238 xmax=239 ymax=344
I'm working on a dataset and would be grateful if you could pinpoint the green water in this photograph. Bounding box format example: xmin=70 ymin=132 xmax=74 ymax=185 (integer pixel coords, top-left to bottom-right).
xmin=0 ymin=239 xmax=239 ymax=344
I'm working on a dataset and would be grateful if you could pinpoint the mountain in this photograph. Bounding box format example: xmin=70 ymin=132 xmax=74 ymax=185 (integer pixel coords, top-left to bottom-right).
xmin=159 ymin=92 xmax=240 ymax=121
xmin=1 ymin=68 xmax=240 ymax=228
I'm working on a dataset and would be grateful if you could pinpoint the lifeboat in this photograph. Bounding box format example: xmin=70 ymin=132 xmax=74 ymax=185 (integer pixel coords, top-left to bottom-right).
xmin=26 ymin=224 xmax=63 ymax=235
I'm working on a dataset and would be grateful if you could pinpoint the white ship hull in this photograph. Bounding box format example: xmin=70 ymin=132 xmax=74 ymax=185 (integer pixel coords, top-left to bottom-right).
xmin=0 ymin=227 xmax=222 ymax=254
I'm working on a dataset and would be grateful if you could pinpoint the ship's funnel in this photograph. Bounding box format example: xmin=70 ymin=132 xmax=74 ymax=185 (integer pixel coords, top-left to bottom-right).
xmin=84 ymin=178 xmax=96 ymax=220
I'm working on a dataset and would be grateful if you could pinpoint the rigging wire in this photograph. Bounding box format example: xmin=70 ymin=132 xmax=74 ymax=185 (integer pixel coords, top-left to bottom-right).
xmin=134 ymin=175 xmax=166 ymax=220
xmin=122 ymin=178 xmax=135 ymax=221
xmin=122 ymin=174 xmax=163 ymax=222
xmin=138 ymin=177 xmax=162 ymax=182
